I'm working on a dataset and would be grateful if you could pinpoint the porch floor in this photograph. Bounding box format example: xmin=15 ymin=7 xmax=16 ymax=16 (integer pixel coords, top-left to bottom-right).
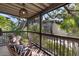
xmin=0 ymin=46 xmax=11 ymax=56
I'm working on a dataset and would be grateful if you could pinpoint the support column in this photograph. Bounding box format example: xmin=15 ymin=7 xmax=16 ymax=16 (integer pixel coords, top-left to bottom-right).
xmin=27 ymin=19 xmax=30 ymax=46
xmin=39 ymin=13 xmax=42 ymax=50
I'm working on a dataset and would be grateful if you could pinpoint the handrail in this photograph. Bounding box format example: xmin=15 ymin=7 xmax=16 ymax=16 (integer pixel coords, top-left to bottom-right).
xmin=2 ymin=31 xmax=79 ymax=40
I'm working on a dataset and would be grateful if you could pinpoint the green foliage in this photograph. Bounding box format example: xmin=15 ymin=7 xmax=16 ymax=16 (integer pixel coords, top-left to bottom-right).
xmin=57 ymin=4 xmax=79 ymax=36
xmin=28 ymin=23 xmax=40 ymax=32
xmin=0 ymin=16 xmax=16 ymax=31
xmin=60 ymin=15 xmax=77 ymax=33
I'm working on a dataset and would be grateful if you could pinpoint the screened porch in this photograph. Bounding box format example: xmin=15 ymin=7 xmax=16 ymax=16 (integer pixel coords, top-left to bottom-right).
xmin=0 ymin=3 xmax=79 ymax=56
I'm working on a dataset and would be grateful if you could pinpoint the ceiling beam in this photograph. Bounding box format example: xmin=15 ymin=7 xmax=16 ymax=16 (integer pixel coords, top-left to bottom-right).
xmin=32 ymin=3 xmax=46 ymax=10
xmin=43 ymin=3 xmax=50 ymax=7
xmin=0 ymin=8 xmax=19 ymax=17
xmin=24 ymin=3 xmax=42 ymax=12
xmin=11 ymin=3 xmax=36 ymax=14
xmin=40 ymin=3 xmax=49 ymax=8
xmin=0 ymin=4 xmax=18 ymax=13
xmin=0 ymin=11 xmax=20 ymax=18
xmin=0 ymin=5 xmax=18 ymax=13
xmin=2 ymin=4 xmax=19 ymax=10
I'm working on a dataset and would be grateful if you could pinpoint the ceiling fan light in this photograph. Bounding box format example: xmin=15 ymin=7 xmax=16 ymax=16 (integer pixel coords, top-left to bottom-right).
xmin=23 ymin=11 xmax=26 ymax=14
xmin=19 ymin=8 xmax=28 ymax=18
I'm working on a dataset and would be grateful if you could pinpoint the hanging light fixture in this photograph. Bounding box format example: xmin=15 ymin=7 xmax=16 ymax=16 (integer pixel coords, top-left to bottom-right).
xmin=19 ymin=3 xmax=28 ymax=18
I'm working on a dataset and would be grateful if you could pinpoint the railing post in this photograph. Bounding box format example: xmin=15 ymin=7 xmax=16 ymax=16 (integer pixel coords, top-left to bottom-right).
xmin=75 ymin=42 xmax=79 ymax=56
xmin=77 ymin=43 xmax=79 ymax=56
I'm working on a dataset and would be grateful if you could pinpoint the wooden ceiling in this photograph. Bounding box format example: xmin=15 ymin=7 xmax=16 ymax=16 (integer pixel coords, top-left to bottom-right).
xmin=0 ymin=3 xmax=66 ymax=18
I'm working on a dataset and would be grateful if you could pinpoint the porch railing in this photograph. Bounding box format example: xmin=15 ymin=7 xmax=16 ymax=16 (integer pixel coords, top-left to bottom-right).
xmin=41 ymin=34 xmax=79 ymax=56
xmin=0 ymin=31 xmax=28 ymax=46
xmin=1 ymin=31 xmax=79 ymax=56
xmin=28 ymin=31 xmax=79 ymax=56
